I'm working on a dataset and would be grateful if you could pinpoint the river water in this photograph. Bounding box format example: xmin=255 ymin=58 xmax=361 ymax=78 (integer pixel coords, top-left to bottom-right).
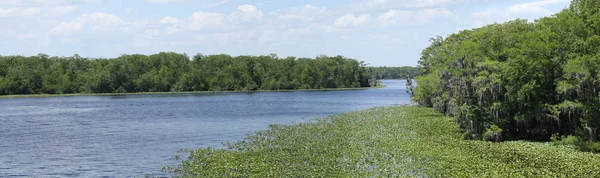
xmin=0 ymin=80 xmax=411 ymax=177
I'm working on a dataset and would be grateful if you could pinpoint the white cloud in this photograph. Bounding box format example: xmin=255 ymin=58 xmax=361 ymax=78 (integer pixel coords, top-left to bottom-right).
xmin=231 ymin=4 xmax=264 ymax=22
xmin=506 ymin=0 xmax=568 ymax=16
xmin=51 ymin=6 xmax=79 ymax=15
xmin=161 ymin=4 xmax=264 ymax=33
xmin=288 ymin=23 xmax=336 ymax=35
xmin=472 ymin=8 xmax=500 ymax=18
xmin=0 ymin=0 xmax=102 ymax=6
xmin=49 ymin=22 xmax=83 ymax=35
xmin=165 ymin=27 xmax=179 ymax=35
xmin=471 ymin=0 xmax=568 ymax=27
xmin=126 ymin=8 xmax=138 ymax=16
xmin=49 ymin=12 xmax=127 ymax=35
xmin=377 ymin=8 xmax=452 ymax=26
xmin=0 ymin=0 xmax=569 ymax=66
xmin=201 ymin=0 xmax=229 ymax=8
xmin=0 ymin=7 xmax=40 ymax=17
xmin=188 ymin=11 xmax=225 ymax=30
xmin=59 ymin=37 xmax=79 ymax=44
xmin=145 ymin=29 xmax=160 ymax=36
xmin=145 ymin=0 xmax=181 ymax=3
xmin=1 ymin=29 xmax=37 ymax=40
xmin=212 ymin=31 xmax=254 ymax=43
xmin=149 ymin=3 xmax=335 ymax=46
xmin=159 ymin=16 xmax=181 ymax=24
xmin=0 ymin=5 xmax=78 ymax=18
xmin=334 ymin=14 xmax=370 ymax=28
xmin=350 ymin=0 xmax=484 ymax=12
xmin=273 ymin=5 xmax=327 ymax=22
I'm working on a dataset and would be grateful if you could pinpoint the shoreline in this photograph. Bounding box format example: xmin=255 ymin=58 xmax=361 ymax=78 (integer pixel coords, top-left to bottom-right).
xmin=0 ymin=85 xmax=387 ymax=99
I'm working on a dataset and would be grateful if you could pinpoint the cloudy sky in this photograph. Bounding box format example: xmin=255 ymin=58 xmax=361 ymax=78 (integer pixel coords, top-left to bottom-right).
xmin=0 ymin=0 xmax=569 ymax=66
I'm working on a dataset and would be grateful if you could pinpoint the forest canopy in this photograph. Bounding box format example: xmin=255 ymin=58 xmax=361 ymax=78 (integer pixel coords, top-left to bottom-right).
xmin=365 ymin=66 xmax=420 ymax=79
xmin=412 ymin=0 xmax=600 ymax=151
xmin=0 ymin=53 xmax=373 ymax=95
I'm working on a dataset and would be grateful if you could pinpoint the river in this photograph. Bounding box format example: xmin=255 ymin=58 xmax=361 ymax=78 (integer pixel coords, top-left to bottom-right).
xmin=0 ymin=80 xmax=411 ymax=177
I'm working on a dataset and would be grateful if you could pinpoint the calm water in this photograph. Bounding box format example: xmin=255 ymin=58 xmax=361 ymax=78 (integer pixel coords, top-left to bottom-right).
xmin=0 ymin=80 xmax=411 ymax=177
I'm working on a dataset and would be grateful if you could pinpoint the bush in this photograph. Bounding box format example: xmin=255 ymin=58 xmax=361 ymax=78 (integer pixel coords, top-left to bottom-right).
xmin=483 ymin=124 xmax=502 ymax=142
xmin=550 ymin=134 xmax=600 ymax=153
xmin=551 ymin=135 xmax=581 ymax=146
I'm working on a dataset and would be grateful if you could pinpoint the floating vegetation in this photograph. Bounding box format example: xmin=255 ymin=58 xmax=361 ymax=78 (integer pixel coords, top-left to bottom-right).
xmin=163 ymin=106 xmax=600 ymax=177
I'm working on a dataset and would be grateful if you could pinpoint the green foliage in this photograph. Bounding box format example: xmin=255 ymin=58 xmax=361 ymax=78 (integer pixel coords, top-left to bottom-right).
xmin=483 ymin=124 xmax=503 ymax=142
xmin=412 ymin=0 xmax=600 ymax=147
xmin=551 ymin=134 xmax=600 ymax=153
xmin=0 ymin=53 xmax=371 ymax=95
xmin=411 ymin=74 xmax=440 ymax=107
xmin=365 ymin=66 xmax=421 ymax=79
xmin=584 ymin=142 xmax=600 ymax=153
xmin=164 ymin=106 xmax=600 ymax=177
xmin=551 ymin=135 xmax=582 ymax=147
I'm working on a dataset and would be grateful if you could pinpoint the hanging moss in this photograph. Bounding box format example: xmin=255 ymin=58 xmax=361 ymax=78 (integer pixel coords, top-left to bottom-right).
xmin=412 ymin=0 xmax=600 ymax=145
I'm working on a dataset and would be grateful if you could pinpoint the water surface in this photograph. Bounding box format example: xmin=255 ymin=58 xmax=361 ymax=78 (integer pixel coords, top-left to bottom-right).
xmin=0 ymin=80 xmax=411 ymax=177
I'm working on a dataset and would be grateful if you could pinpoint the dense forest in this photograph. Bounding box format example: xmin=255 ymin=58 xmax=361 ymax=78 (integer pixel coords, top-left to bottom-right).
xmin=412 ymin=0 xmax=600 ymax=151
xmin=0 ymin=53 xmax=372 ymax=95
xmin=365 ymin=66 xmax=420 ymax=79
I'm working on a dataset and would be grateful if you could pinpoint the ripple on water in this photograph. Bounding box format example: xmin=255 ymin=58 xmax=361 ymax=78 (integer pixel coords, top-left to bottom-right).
xmin=0 ymin=80 xmax=410 ymax=177
xmin=0 ymin=106 xmax=104 ymax=117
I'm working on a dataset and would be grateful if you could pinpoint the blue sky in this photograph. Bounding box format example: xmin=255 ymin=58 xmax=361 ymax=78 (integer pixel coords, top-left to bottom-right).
xmin=0 ymin=0 xmax=570 ymax=66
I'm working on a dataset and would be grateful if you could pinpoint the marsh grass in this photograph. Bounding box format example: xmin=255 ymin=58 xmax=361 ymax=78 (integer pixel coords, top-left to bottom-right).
xmin=164 ymin=106 xmax=600 ymax=177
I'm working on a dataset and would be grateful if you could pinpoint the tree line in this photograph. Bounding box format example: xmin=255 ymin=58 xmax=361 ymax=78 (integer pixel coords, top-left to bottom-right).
xmin=365 ymin=66 xmax=420 ymax=79
xmin=0 ymin=53 xmax=373 ymax=95
xmin=412 ymin=0 xmax=600 ymax=151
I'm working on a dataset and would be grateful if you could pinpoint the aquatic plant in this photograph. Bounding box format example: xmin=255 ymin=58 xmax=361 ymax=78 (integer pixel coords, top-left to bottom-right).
xmin=164 ymin=106 xmax=600 ymax=177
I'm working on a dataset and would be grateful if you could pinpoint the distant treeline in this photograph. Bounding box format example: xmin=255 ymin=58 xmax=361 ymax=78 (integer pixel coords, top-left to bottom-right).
xmin=365 ymin=66 xmax=420 ymax=79
xmin=412 ymin=0 xmax=600 ymax=151
xmin=0 ymin=53 xmax=373 ymax=95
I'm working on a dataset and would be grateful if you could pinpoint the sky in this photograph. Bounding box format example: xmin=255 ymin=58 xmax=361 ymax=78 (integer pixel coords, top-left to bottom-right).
xmin=0 ymin=0 xmax=570 ymax=66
